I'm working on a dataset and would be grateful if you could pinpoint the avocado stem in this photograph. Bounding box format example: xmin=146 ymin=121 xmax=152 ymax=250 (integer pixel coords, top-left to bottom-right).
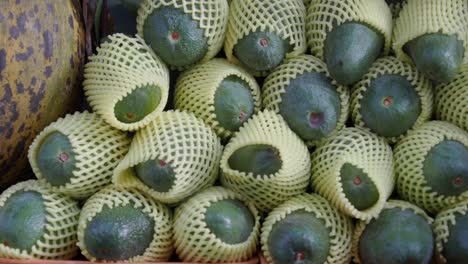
xmin=158 ymin=160 xmax=167 ymax=167
xmin=353 ymin=176 xmax=362 ymax=185
xmin=383 ymin=96 xmax=394 ymax=106
xmin=259 ymin=38 xmax=269 ymax=47
xmin=126 ymin=113 xmax=135 ymax=120
xmin=453 ymin=176 xmax=464 ymax=186
xmin=309 ymin=112 xmax=324 ymax=127
xmin=170 ymin=31 xmax=180 ymax=41
xmin=295 ymin=252 xmax=305 ymax=261
xmin=2 ymin=241 xmax=11 ymax=248
xmin=58 ymin=153 xmax=70 ymax=163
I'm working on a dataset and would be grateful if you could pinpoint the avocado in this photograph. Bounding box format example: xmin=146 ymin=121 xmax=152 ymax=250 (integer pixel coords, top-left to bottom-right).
xmin=359 ymin=207 xmax=434 ymax=264
xmin=0 ymin=191 xmax=46 ymax=251
xmin=442 ymin=211 xmax=468 ymax=264
xmin=228 ymin=144 xmax=283 ymax=176
xmin=205 ymin=199 xmax=255 ymax=244
xmin=279 ymin=71 xmax=341 ymax=142
xmin=134 ymin=158 xmax=176 ymax=193
xmin=423 ymin=140 xmax=468 ymax=196
xmin=142 ymin=6 xmax=208 ymax=68
xmin=324 ymin=22 xmax=384 ymax=85
xmin=359 ymin=74 xmax=421 ymax=138
xmin=84 ymin=204 xmax=155 ymax=261
xmin=37 ymin=131 xmax=76 ymax=186
xmin=267 ymin=209 xmax=330 ymax=264
xmin=114 ymin=84 xmax=162 ymax=124
xmin=120 ymin=0 xmax=141 ymax=13
xmin=214 ymin=75 xmax=255 ymax=132
xmin=403 ymin=33 xmax=464 ymax=83
xmin=340 ymin=163 xmax=379 ymax=211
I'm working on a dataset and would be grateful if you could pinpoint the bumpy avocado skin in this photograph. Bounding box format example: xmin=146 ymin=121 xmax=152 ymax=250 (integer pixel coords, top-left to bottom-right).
xmin=359 ymin=208 xmax=434 ymax=264
xmin=268 ymin=209 xmax=330 ymax=264
xmin=340 ymin=163 xmax=379 ymax=211
xmin=114 ymin=84 xmax=161 ymax=124
xmin=135 ymin=159 xmax=176 ymax=192
xmin=228 ymin=144 xmax=283 ymax=177
xmin=204 ymin=199 xmax=255 ymax=244
xmin=324 ymin=22 xmax=384 ymax=85
xmin=442 ymin=212 xmax=468 ymax=264
xmin=0 ymin=191 xmax=46 ymax=251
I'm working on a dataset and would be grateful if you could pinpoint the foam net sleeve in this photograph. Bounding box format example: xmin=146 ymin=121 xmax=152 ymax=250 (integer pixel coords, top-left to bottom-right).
xmin=28 ymin=111 xmax=131 ymax=200
xmin=435 ymin=64 xmax=468 ymax=131
xmin=387 ymin=0 xmax=407 ymax=20
xmin=306 ymin=0 xmax=392 ymax=60
xmin=174 ymin=58 xmax=262 ymax=140
xmin=262 ymin=54 xmax=350 ymax=147
xmin=351 ymin=56 xmax=433 ymax=144
xmin=311 ymin=127 xmax=395 ymax=220
xmin=220 ymin=110 xmax=311 ymax=212
xmin=395 ymin=121 xmax=468 ymax=214
xmin=113 ymin=110 xmax=223 ymax=205
xmin=224 ymin=0 xmax=307 ymax=76
xmin=173 ymin=186 xmax=261 ymax=263
xmin=137 ymin=0 xmax=229 ymax=70
xmin=77 ymin=185 xmax=173 ymax=262
xmin=261 ymin=193 xmax=353 ymax=264
xmin=392 ymin=0 xmax=468 ymax=64
xmin=0 ymin=180 xmax=80 ymax=260
xmin=83 ymin=33 xmax=170 ymax=131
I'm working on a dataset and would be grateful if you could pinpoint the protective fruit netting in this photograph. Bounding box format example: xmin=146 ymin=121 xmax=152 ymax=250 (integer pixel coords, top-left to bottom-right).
xmin=220 ymin=110 xmax=311 ymax=212
xmin=311 ymin=127 xmax=395 ymax=220
xmin=351 ymin=56 xmax=433 ymax=144
xmin=261 ymin=193 xmax=353 ymax=264
xmin=114 ymin=110 xmax=223 ymax=205
xmin=262 ymin=54 xmax=350 ymax=146
xmin=387 ymin=0 xmax=407 ymax=20
xmin=173 ymin=186 xmax=260 ymax=263
xmin=83 ymin=33 xmax=169 ymax=131
xmin=0 ymin=180 xmax=80 ymax=260
xmin=28 ymin=111 xmax=131 ymax=200
xmin=224 ymin=0 xmax=307 ymax=76
xmin=77 ymin=185 xmax=173 ymax=262
xmin=393 ymin=0 xmax=468 ymax=64
xmin=137 ymin=0 xmax=229 ymax=70
xmin=174 ymin=58 xmax=261 ymax=139
xmin=395 ymin=121 xmax=468 ymax=214
xmin=306 ymin=0 xmax=392 ymax=60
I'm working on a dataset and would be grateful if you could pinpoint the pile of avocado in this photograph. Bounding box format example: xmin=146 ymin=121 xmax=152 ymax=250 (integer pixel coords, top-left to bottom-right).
xmin=0 ymin=0 xmax=467 ymax=263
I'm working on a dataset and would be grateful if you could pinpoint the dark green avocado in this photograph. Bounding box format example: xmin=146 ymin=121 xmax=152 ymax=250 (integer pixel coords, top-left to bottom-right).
xmin=135 ymin=159 xmax=176 ymax=192
xmin=340 ymin=163 xmax=379 ymax=211
xmin=120 ymin=0 xmax=141 ymax=13
xmin=442 ymin=211 xmax=468 ymax=264
xmin=114 ymin=84 xmax=162 ymax=124
xmin=228 ymin=144 xmax=283 ymax=177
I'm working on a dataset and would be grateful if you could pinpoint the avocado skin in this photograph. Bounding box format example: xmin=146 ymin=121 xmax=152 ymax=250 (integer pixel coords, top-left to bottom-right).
xmin=114 ymin=84 xmax=161 ymax=124
xmin=120 ymin=0 xmax=141 ymax=13
xmin=0 ymin=191 xmax=46 ymax=251
xmin=442 ymin=212 xmax=468 ymax=264
xmin=359 ymin=207 xmax=434 ymax=264
xmin=84 ymin=204 xmax=155 ymax=261
xmin=324 ymin=22 xmax=384 ymax=85
xmin=228 ymin=144 xmax=283 ymax=177
xmin=404 ymin=33 xmax=464 ymax=83
xmin=268 ymin=209 xmax=330 ymax=264
xmin=135 ymin=159 xmax=176 ymax=193
xmin=340 ymin=163 xmax=379 ymax=211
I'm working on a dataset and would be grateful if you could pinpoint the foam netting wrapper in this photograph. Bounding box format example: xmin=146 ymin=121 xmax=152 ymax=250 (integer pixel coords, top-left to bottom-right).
xmin=261 ymin=193 xmax=353 ymax=264
xmin=351 ymin=199 xmax=433 ymax=264
xmin=432 ymin=199 xmax=468 ymax=264
xmin=77 ymin=185 xmax=173 ymax=262
xmin=351 ymin=56 xmax=433 ymax=144
xmin=262 ymin=54 xmax=350 ymax=147
xmin=311 ymin=127 xmax=395 ymax=220
xmin=28 ymin=111 xmax=131 ymax=200
xmin=114 ymin=110 xmax=223 ymax=205
xmin=435 ymin=64 xmax=468 ymax=131
xmin=224 ymin=0 xmax=307 ymax=76
xmin=393 ymin=0 xmax=468 ymax=64
xmin=137 ymin=0 xmax=229 ymax=70
xmin=83 ymin=33 xmax=169 ymax=131
xmin=306 ymin=0 xmax=392 ymax=60
xmin=220 ymin=110 xmax=311 ymax=212
xmin=174 ymin=58 xmax=262 ymax=140
xmin=0 ymin=180 xmax=80 ymax=260
xmin=394 ymin=121 xmax=468 ymax=214
xmin=387 ymin=0 xmax=407 ymax=20
xmin=173 ymin=186 xmax=261 ymax=263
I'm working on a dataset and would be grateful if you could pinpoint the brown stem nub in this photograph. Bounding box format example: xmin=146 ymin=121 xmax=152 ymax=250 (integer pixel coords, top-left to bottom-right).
xmin=295 ymin=252 xmax=305 ymax=261
xmin=353 ymin=176 xmax=362 ymax=185
xmin=383 ymin=96 xmax=394 ymax=106
xmin=453 ymin=176 xmax=464 ymax=186
xmin=58 ymin=153 xmax=70 ymax=163
xmin=259 ymin=38 xmax=269 ymax=47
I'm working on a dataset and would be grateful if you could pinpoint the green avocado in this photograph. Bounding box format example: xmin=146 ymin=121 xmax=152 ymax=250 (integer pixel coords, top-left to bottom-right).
xmin=120 ymin=0 xmax=141 ymax=13
xmin=268 ymin=209 xmax=330 ymax=264
xmin=134 ymin=158 xmax=176 ymax=192
xmin=340 ymin=163 xmax=379 ymax=211
xmin=37 ymin=131 xmax=76 ymax=186
xmin=114 ymin=84 xmax=162 ymax=124
xmin=403 ymin=33 xmax=464 ymax=83
xmin=84 ymin=204 xmax=155 ymax=261
xmin=0 ymin=191 xmax=46 ymax=251
xmin=359 ymin=74 xmax=421 ymax=138
xmin=442 ymin=212 xmax=468 ymax=264
xmin=233 ymin=31 xmax=290 ymax=72
xmin=279 ymin=71 xmax=341 ymax=142
xmin=228 ymin=144 xmax=283 ymax=177
xmin=143 ymin=6 xmax=208 ymax=68
xmin=423 ymin=140 xmax=468 ymax=196
xmin=324 ymin=22 xmax=384 ymax=85
xmin=359 ymin=207 xmax=434 ymax=264
xmin=214 ymin=75 xmax=255 ymax=132
xmin=204 ymin=199 xmax=255 ymax=244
